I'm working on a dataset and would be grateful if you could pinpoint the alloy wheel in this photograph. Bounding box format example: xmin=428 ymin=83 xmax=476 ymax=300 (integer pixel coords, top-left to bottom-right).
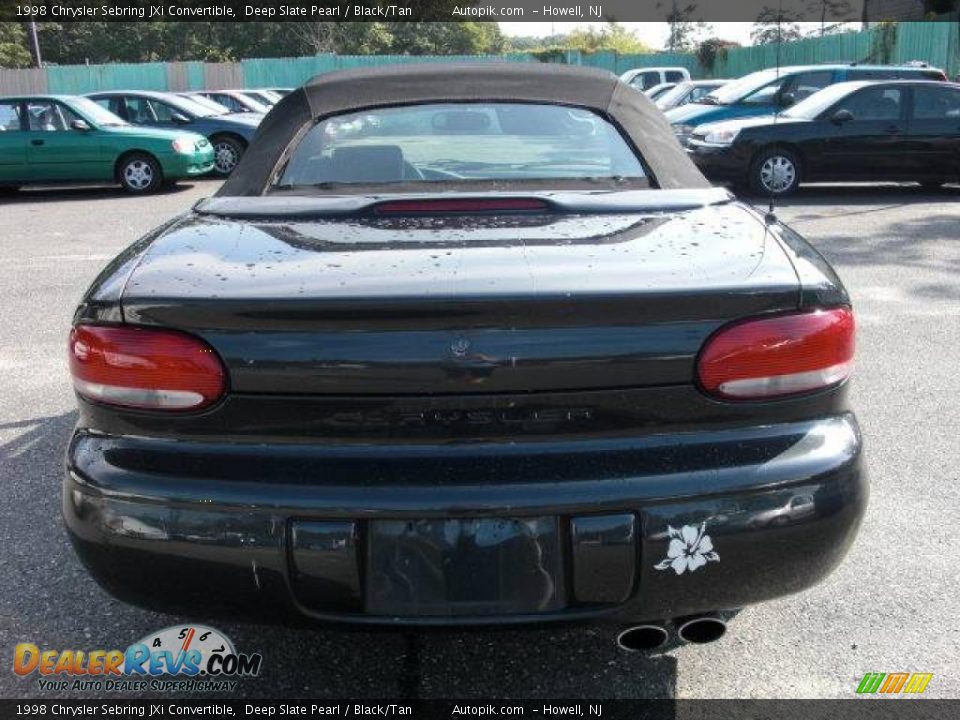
xmin=123 ymin=160 xmax=154 ymax=191
xmin=214 ymin=142 xmax=239 ymax=174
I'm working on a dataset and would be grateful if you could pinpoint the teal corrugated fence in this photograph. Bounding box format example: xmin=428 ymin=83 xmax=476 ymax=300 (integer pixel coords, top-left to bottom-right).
xmin=47 ymin=62 xmax=168 ymax=94
xmin=713 ymin=30 xmax=880 ymax=79
xmin=606 ymin=52 xmax=699 ymax=76
xmin=3 ymin=18 xmax=955 ymax=97
xmin=185 ymin=61 xmax=206 ymax=91
xmin=893 ymin=18 xmax=958 ymax=76
xmin=240 ymin=53 xmax=536 ymax=87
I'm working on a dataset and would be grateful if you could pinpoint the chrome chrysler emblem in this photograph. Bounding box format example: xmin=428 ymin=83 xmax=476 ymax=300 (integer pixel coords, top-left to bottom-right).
xmin=450 ymin=337 xmax=471 ymax=358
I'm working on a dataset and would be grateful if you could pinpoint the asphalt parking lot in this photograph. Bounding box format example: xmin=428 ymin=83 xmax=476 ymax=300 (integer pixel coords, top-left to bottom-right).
xmin=1 ymin=179 xmax=958 ymax=700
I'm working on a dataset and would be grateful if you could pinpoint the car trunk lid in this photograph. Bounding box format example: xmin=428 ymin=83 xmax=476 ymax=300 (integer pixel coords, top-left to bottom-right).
xmin=119 ymin=191 xmax=800 ymax=395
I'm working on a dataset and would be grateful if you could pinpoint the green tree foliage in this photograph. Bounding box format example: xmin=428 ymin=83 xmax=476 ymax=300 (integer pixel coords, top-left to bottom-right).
xmin=0 ymin=22 xmax=32 ymax=68
xmin=502 ymin=35 xmax=549 ymax=51
xmin=384 ymin=22 xmax=504 ymax=54
xmin=30 ymin=21 xmax=504 ymax=65
xmin=808 ymin=0 xmax=854 ymax=36
xmin=869 ymin=21 xmax=898 ymax=64
xmin=532 ymin=23 xmax=652 ymax=54
xmin=696 ymin=38 xmax=740 ymax=73
xmin=35 ymin=22 xmax=174 ymax=64
xmin=924 ymin=0 xmax=958 ymax=15
xmin=659 ymin=3 xmax=711 ymax=52
xmin=750 ymin=8 xmax=806 ymax=46
xmin=290 ymin=23 xmax=393 ymax=55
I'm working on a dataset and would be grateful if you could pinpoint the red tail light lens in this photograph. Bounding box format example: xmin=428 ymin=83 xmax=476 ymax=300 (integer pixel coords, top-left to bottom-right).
xmin=373 ymin=198 xmax=548 ymax=215
xmin=68 ymin=325 xmax=226 ymax=411
xmin=697 ymin=308 xmax=854 ymax=400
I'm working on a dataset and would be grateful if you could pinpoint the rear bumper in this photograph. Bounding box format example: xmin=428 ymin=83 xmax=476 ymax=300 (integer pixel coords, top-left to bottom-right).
xmin=64 ymin=414 xmax=865 ymax=626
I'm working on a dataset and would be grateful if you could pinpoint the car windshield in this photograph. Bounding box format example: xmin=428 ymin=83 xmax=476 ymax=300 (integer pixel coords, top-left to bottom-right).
xmin=245 ymin=91 xmax=277 ymax=106
xmin=67 ymin=97 xmax=129 ymax=126
xmin=645 ymin=84 xmax=675 ymax=99
xmin=655 ymin=83 xmax=695 ymax=107
xmin=185 ymin=94 xmax=229 ymax=115
xmin=234 ymin=93 xmax=270 ymax=113
xmin=162 ymin=94 xmax=218 ymax=118
xmin=782 ymin=83 xmax=866 ymax=119
xmin=278 ymin=102 xmax=646 ymax=188
xmin=704 ymin=68 xmax=788 ymax=105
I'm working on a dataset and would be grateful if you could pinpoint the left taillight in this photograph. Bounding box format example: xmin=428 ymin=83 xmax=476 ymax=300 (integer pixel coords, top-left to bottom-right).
xmin=68 ymin=325 xmax=226 ymax=411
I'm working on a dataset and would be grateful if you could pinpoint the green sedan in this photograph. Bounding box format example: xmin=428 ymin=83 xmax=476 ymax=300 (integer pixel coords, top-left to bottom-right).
xmin=0 ymin=94 xmax=214 ymax=194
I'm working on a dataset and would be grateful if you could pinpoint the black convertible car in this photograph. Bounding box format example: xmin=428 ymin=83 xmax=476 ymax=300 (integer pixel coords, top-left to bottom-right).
xmin=687 ymin=79 xmax=960 ymax=195
xmin=65 ymin=65 xmax=864 ymax=649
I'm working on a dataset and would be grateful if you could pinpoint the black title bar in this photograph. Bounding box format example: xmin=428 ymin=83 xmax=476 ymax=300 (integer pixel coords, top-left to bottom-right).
xmin=0 ymin=0 xmax=905 ymax=23
xmin=1 ymin=700 xmax=959 ymax=720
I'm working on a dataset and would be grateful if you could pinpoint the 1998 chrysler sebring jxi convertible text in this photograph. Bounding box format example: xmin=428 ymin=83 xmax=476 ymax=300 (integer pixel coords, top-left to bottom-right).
xmin=65 ymin=65 xmax=865 ymax=649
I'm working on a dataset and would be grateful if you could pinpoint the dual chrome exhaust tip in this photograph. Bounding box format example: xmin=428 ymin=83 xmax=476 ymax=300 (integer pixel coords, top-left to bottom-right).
xmin=615 ymin=624 xmax=670 ymax=652
xmin=616 ymin=613 xmax=727 ymax=651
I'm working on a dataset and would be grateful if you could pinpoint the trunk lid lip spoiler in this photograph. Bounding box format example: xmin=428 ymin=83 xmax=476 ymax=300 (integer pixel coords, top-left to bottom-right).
xmin=193 ymin=188 xmax=735 ymax=220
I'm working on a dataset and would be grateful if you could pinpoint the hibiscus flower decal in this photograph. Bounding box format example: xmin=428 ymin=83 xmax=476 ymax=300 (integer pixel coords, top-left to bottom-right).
xmin=654 ymin=523 xmax=719 ymax=575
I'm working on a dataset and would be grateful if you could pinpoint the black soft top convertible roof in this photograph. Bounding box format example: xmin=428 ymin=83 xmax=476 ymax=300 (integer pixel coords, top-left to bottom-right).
xmin=217 ymin=63 xmax=710 ymax=196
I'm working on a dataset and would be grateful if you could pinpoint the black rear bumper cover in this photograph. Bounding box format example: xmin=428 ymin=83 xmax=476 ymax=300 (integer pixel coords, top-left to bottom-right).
xmin=64 ymin=413 xmax=865 ymax=626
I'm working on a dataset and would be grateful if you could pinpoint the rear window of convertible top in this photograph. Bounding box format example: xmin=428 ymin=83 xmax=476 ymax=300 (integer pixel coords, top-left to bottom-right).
xmin=276 ymin=102 xmax=647 ymax=188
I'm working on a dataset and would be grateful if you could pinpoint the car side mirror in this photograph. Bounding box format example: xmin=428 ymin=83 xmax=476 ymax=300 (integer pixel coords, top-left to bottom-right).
xmin=171 ymin=113 xmax=191 ymax=125
xmin=779 ymin=92 xmax=797 ymax=108
xmin=70 ymin=119 xmax=91 ymax=131
xmin=830 ymin=109 xmax=854 ymax=124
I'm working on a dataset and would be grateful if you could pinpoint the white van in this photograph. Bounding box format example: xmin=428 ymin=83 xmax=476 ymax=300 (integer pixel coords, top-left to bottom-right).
xmin=619 ymin=67 xmax=692 ymax=92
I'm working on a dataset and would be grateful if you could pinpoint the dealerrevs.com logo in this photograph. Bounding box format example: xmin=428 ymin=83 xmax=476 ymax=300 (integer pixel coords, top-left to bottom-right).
xmin=13 ymin=625 xmax=262 ymax=693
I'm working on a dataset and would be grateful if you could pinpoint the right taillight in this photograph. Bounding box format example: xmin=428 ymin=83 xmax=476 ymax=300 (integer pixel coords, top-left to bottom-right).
xmin=697 ymin=307 xmax=855 ymax=400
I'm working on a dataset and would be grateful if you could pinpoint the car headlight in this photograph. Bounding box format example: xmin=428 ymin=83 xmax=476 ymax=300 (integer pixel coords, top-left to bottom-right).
xmin=172 ymin=137 xmax=197 ymax=154
xmin=701 ymin=127 xmax=740 ymax=145
xmin=673 ymin=124 xmax=695 ymax=137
